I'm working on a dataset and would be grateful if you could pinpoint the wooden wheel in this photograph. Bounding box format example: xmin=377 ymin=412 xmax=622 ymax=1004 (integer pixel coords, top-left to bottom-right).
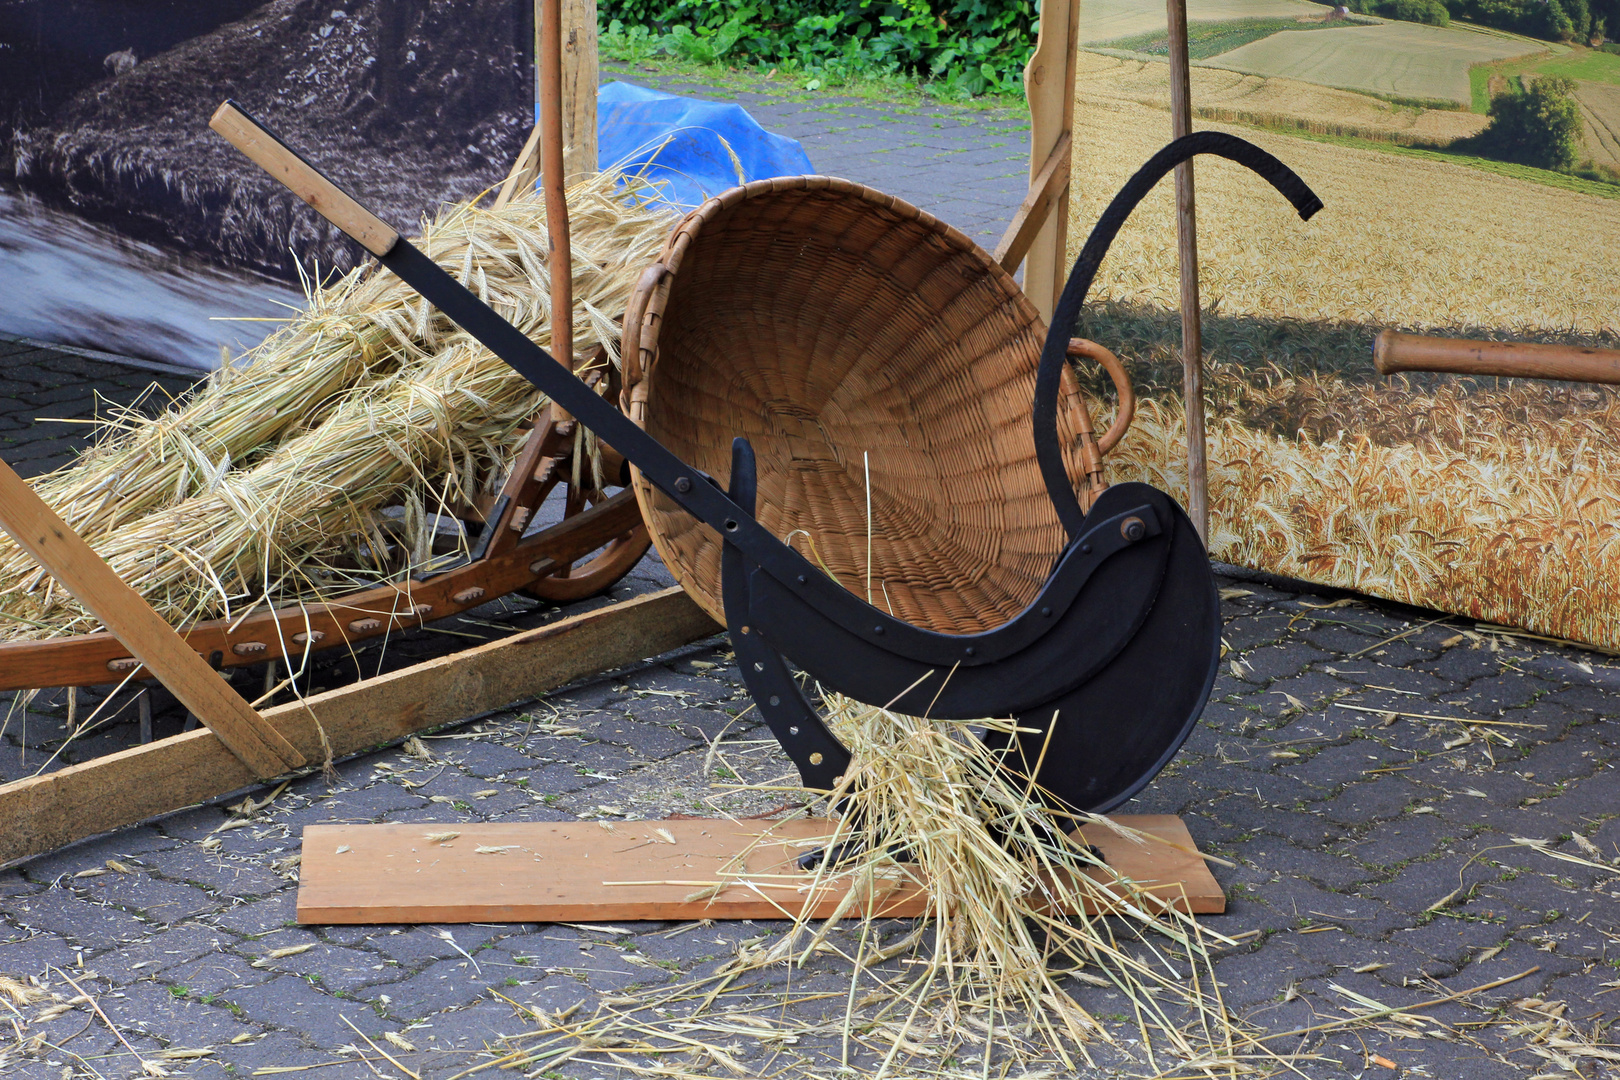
xmin=522 ymin=481 xmax=650 ymax=602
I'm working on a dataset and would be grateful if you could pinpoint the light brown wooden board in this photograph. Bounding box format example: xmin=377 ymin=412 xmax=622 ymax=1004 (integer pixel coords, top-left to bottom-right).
xmin=296 ymin=815 xmax=1224 ymax=924
xmin=0 ymin=588 xmax=720 ymax=868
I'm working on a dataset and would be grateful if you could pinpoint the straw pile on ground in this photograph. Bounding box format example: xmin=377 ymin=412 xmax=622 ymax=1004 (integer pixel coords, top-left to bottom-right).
xmin=480 ymin=695 xmax=1251 ymax=1078
xmin=0 ymin=173 xmax=674 ymax=640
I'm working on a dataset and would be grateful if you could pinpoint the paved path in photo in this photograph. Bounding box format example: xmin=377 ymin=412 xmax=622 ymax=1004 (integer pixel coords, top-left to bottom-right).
xmin=0 ymin=72 xmax=1615 ymax=1079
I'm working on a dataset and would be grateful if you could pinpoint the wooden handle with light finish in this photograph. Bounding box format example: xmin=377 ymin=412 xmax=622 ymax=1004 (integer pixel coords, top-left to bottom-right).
xmin=209 ymin=100 xmax=399 ymax=257
xmin=1374 ymin=330 xmax=1620 ymax=385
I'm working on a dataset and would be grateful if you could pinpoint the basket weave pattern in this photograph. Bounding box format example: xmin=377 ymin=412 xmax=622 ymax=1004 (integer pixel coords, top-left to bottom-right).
xmin=624 ymin=176 xmax=1102 ymax=635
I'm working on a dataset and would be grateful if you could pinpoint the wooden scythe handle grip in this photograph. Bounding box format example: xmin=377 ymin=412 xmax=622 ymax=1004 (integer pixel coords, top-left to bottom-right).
xmin=1374 ymin=330 xmax=1620 ymax=386
xmin=1067 ymin=338 xmax=1136 ymax=454
xmin=209 ymin=100 xmax=400 ymax=257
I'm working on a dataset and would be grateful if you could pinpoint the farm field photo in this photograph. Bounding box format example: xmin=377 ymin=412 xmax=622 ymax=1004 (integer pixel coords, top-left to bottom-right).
xmin=1064 ymin=44 xmax=1620 ymax=649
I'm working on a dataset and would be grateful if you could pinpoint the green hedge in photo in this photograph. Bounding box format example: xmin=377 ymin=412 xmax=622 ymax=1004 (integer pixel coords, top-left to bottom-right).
xmin=600 ymin=0 xmax=1038 ymax=97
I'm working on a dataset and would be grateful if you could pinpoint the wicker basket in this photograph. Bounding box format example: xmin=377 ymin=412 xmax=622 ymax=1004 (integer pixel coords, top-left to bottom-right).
xmin=621 ymin=176 xmax=1131 ymax=634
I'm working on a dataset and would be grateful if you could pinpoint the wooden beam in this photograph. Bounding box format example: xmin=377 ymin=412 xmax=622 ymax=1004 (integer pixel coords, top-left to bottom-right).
xmin=0 ymin=588 xmax=720 ymax=868
xmin=994 ymin=131 xmax=1072 ymax=275
xmin=1019 ymin=0 xmax=1080 ymax=325
xmin=561 ymin=0 xmax=599 ymax=182
xmin=0 ymin=457 xmax=304 ymax=778
xmin=1166 ymin=0 xmax=1208 ymax=544
xmin=295 ymin=816 xmax=1224 ymax=923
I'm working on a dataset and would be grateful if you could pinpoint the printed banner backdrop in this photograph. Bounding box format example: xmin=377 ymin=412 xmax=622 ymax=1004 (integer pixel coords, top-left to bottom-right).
xmin=1067 ymin=0 xmax=1620 ymax=649
xmin=0 ymin=0 xmax=534 ymax=368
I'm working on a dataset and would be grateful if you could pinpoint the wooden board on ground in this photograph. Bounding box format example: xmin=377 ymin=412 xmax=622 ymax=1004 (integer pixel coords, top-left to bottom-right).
xmin=0 ymin=587 xmax=720 ymax=868
xmin=296 ymin=815 xmax=1224 ymax=924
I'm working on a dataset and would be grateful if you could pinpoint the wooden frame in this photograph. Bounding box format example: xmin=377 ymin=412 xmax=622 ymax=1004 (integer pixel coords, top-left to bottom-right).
xmin=0 ymin=586 xmax=718 ymax=868
xmin=994 ymin=0 xmax=1080 ymax=327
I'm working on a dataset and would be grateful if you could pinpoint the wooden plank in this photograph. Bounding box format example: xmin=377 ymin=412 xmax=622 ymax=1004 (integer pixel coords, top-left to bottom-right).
xmin=494 ymin=123 xmax=543 ymax=209
xmin=1166 ymin=0 xmax=1208 ymax=544
xmin=0 ymin=588 xmax=720 ymax=869
xmin=993 ymin=131 xmax=1072 ymax=276
xmin=561 ymin=0 xmax=599 ymax=182
xmin=0 ymin=489 xmax=643 ymax=692
xmin=0 ymin=456 xmax=303 ymax=778
xmin=210 ymin=102 xmax=399 ymax=257
xmin=296 ymin=815 xmax=1224 ymax=924
xmin=1019 ymin=0 xmax=1079 ymax=325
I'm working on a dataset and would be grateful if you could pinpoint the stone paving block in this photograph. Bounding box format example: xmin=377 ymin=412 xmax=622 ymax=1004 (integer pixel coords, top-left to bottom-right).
xmin=435 ymin=739 xmax=548 ymax=777
xmin=1240 ymin=837 xmax=1373 ymax=893
xmin=0 ymin=931 xmax=79 ymax=975
xmin=1210 ymin=945 xmax=1327 ymax=1008
xmin=210 ymin=890 xmax=300 ymax=937
xmin=90 ymin=920 xmax=232 ymax=982
xmin=143 ymin=846 xmax=286 ymax=899
xmin=212 ymin=1031 xmax=367 ymax=1077
xmin=7 ymin=887 xmax=152 ymax=948
xmin=568 ymin=711 xmax=701 ymax=759
xmin=83 ymin=872 xmax=221 ymax=923
xmin=226 ymin=973 xmax=389 ymax=1048
xmin=377 ymin=956 xmax=508 ymax=1021
xmin=109 ymin=978 xmax=261 ymax=1047
xmin=1263 ymin=878 xmax=1410 ymax=936
xmin=163 ymin=950 xmax=274 ymax=996
xmin=18 ymin=827 xmax=180 ymax=882
xmin=260 ymin=940 xmax=407 ymax=994
xmin=1315 ymin=773 xmax=1425 ymax=825
xmin=369 ymin=925 xmax=504 ymax=966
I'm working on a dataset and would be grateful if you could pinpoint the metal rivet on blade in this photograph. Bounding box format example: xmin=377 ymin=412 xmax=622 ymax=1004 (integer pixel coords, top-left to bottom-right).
xmin=674 ymin=477 xmax=692 ymax=493
xmin=769 ymin=695 xmax=780 ymax=706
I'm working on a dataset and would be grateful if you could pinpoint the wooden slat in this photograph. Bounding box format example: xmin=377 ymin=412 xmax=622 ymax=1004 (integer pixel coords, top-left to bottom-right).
xmin=0 ymin=489 xmax=644 ymax=692
xmin=296 ymin=815 xmax=1224 ymax=924
xmin=0 ymin=457 xmax=303 ymax=778
xmin=0 ymin=588 xmax=720 ymax=868
xmin=1018 ymin=0 xmax=1079 ymax=324
xmin=993 ymin=131 xmax=1072 ymax=275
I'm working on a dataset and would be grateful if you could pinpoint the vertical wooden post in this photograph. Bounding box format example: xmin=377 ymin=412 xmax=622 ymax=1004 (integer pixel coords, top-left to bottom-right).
xmin=1020 ymin=0 xmax=1081 ymax=327
xmin=561 ymin=0 xmax=599 ymax=181
xmin=1166 ymin=0 xmax=1207 ymax=544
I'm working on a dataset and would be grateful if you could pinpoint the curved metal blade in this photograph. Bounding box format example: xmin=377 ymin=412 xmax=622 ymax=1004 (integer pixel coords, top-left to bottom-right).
xmin=984 ymin=491 xmax=1220 ymax=815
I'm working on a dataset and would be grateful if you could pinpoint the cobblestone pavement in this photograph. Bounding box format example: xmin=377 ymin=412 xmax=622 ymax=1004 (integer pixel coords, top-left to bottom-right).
xmin=2 ymin=72 xmax=1618 ymax=1080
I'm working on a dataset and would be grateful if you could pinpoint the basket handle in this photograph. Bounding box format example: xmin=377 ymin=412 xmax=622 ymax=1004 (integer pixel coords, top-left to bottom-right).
xmin=620 ymin=262 xmax=667 ymax=406
xmin=1066 ymin=338 xmax=1135 ymax=454
xmin=1032 ymin=132 xmax=1323 ymax=542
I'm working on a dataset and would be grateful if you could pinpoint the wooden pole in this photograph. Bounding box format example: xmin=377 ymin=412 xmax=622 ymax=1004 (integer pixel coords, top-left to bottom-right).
xmin=1166 ymin=0 xmax=1207 ymax=544
xmin=539 ymin=0 xmax=574 ymax=372
xmin=1374 ymin=331 xmax=1620 ymax=383
xmin=1019 ymin=0 xmax=1080 ymax=326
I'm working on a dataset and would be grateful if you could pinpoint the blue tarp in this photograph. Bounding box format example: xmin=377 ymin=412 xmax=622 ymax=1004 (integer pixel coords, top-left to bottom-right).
xmin=592 ymin=82 xmax=815 ymax=210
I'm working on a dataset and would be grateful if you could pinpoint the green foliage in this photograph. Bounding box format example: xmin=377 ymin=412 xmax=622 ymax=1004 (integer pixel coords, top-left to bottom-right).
xmin=1469 ymin=75 xmax=1584 ymax=169
xmin=1383 ymin=0 xmax=1450 ymax=24
xmin=1446 ymin=0 xmax=1591 ymax=41
xmin=599 ymin=0 xmax=1037 ymax=97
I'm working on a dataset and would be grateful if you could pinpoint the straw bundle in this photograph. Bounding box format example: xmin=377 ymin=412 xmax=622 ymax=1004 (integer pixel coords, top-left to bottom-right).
xmin=0 ymin=172 xmax=674 ymax=640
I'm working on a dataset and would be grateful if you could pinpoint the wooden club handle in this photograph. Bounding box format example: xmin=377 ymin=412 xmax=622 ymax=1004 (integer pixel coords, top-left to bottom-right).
xmin=1374 ymin=330 xmax=1620 ymax=386
xmin=210 ymin=100 xmax=399 ymax=257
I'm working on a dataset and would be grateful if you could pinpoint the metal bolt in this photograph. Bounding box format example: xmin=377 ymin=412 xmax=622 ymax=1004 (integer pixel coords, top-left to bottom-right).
xmin=809 ymin=752 xmax=824 ymax=765
xmin=1121 ymin=516 xmax=1146 ymax=542
xmin=674 ymin=476 xmax=692 ymax=493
